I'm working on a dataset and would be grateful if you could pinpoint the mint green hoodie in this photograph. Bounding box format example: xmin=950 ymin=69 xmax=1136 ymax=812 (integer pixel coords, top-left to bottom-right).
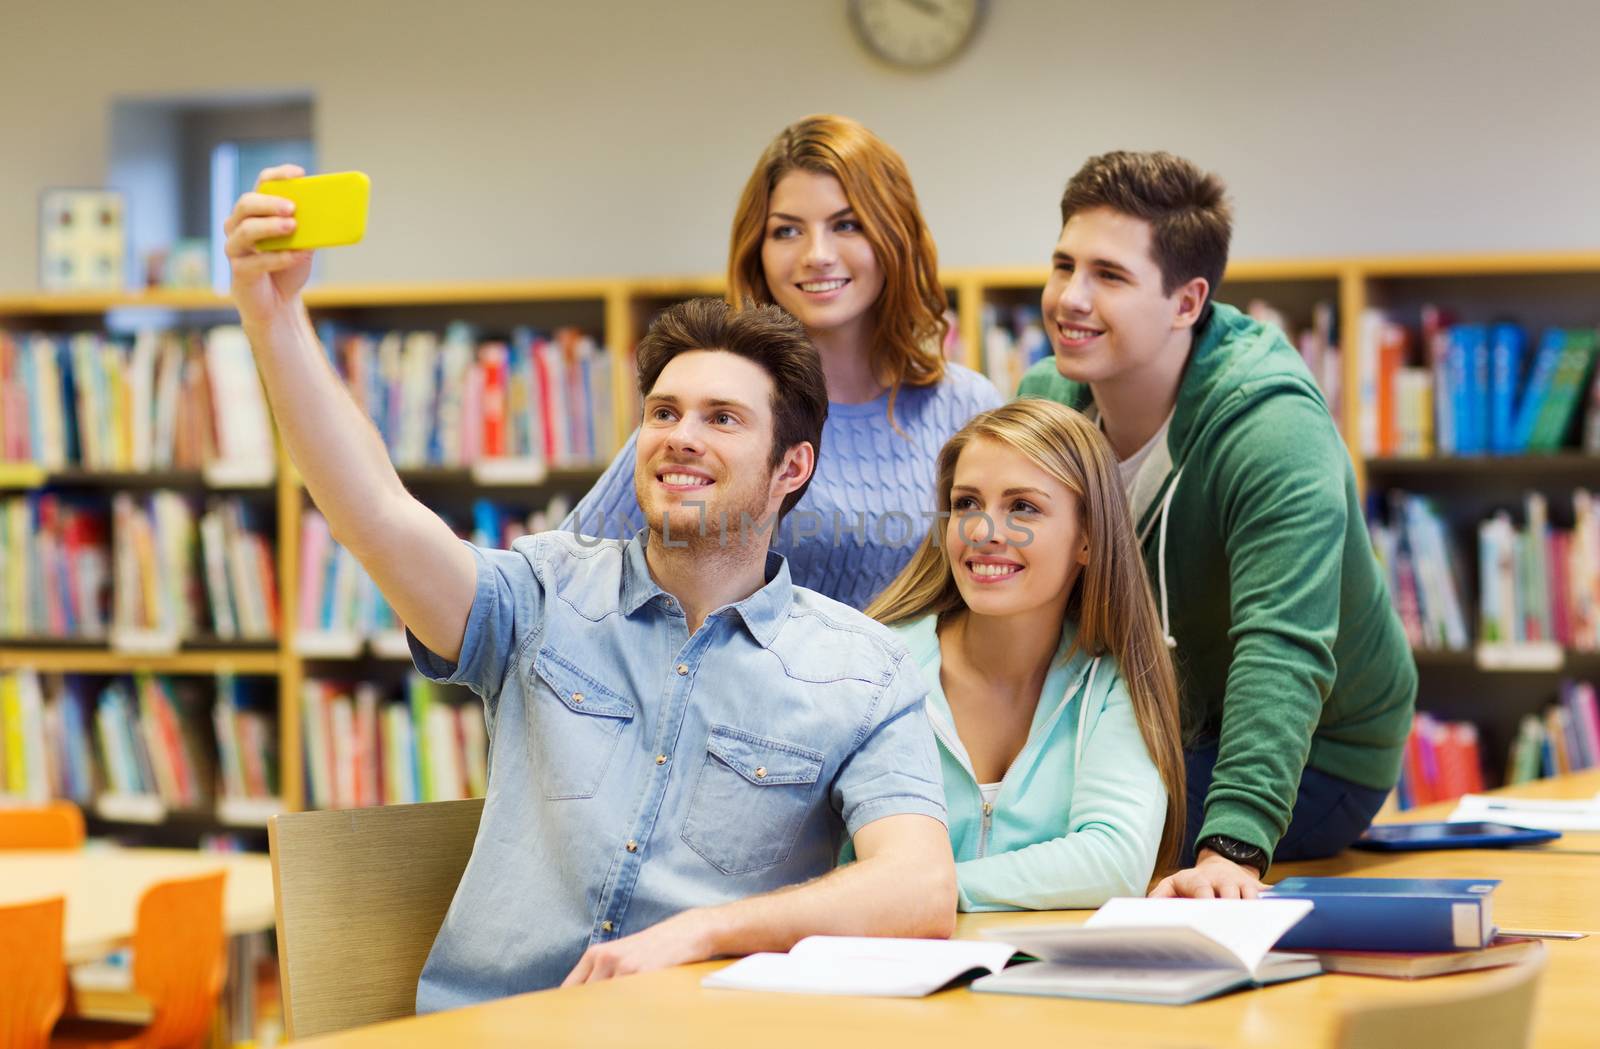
xmin=894 ymin=614 xmax=1166 ymax=911
xmin=1017 ymin=302 xmax=1416 ymax=864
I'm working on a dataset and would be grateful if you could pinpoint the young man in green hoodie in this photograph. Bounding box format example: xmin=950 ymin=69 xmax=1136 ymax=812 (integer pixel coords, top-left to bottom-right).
xmin=1016 ymin=151 xmax=1416 ymax=898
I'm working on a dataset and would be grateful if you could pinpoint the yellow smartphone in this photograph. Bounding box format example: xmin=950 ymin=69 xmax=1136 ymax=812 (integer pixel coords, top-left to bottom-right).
xmin=256 ymin=171 xmax=371 ymax=251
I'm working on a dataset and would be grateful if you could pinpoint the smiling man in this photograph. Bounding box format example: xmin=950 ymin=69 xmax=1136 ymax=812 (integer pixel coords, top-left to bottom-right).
xmin=410 ymin=299 xmax=955 ymax=1008
xmin=1016 ymin=152 xmax=1416 ymax=898
xmin=225 ymin=170 xmax=955 ymax=1013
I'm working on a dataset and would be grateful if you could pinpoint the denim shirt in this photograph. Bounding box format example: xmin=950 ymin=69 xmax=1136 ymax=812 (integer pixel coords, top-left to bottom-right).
xmin=408 ymin=530 xmax=946 ymax=1012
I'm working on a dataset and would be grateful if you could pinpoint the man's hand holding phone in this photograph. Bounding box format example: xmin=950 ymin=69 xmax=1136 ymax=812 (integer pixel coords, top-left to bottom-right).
xmin=224 ymin=164 xmax=315 ymax=335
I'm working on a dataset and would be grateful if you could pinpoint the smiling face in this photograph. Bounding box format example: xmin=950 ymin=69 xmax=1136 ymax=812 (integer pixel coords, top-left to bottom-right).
xmin=759 ymin=169 xmax=885 ymax=339
xmin=944 ymin=436 xmax=1087 ymax=620
xmin=1041 ymin=206 xmax=1206 ymax=386
xmin=633 ymin=349 xmax=806 ymax=549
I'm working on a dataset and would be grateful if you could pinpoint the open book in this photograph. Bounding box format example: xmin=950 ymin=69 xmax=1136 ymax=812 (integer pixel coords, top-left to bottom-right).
xmin=701 ymin=936 xmax=1017 ymax=997
xmin=1449 ymin=792 xmax=1600 ymax=832
xmin=970 ymin=897 xmax=1321 ymax=1006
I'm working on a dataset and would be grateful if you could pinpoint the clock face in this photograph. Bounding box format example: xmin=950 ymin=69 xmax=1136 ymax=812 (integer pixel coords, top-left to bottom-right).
xmin=849 ymin=0 xmax=985 ymax=69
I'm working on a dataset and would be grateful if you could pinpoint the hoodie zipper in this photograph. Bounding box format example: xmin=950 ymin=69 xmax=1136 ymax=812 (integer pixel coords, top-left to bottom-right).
xmin=926 ymin=663 xmax=1095 ymax=861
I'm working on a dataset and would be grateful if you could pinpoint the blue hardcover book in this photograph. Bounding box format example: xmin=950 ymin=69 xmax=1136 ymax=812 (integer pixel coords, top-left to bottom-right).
xmin=1447 ymin=326 xmax=1486 ymax=454
xmin=1469 ymin=324 xmax=1492 ymax=455
xmin=1488 ymin=323 xmax=1524 ymax=455
xmin=1266 ymin=877 xmax=1498 ymax=951
xmin=56 ymin=338 xmax=81 ymax=467
xmin=1511 ymin=329 xmax=1566 ymax=452
xmin=19 ymin=338 xmax=42 ymax=461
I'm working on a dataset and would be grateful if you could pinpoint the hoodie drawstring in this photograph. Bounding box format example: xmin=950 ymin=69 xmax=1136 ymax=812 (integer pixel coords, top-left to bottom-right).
xmin=1075 ymin=656 xmax=1101 ymax=769
xmin=1155 ymin=467 xmax=1185 ymax=651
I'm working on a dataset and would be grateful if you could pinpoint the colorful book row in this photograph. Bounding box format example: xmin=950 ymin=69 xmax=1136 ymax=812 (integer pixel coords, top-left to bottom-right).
xmin=1507 ymin=680 xmax=1600 ymax=784
xmin=1396 ymin=712 xmax=1484 ymax=810
xmin=1 ymin=492 xmax=278 ymax=646
xmin=1357 ymin=309 xmax=1600 ymax=458
xmin=296 ymin=497 xmax=570 ymax=646
xmin=0 ymin=326 xmax=275 ymax=479
xmin=319 ymin=321 xmax=616 ymax=472
xmin=0 ymin=670 xmax=278 ymax=810
xmin=1478 ymin=491 xmax=1600 ymax=650
xmin=300 ymin=675 xmax=486 ymax=809
xmin=0 ymin=491 xmax=278 ymax=644
xmin=1368 ymin=493 xmax=1471 ymax=651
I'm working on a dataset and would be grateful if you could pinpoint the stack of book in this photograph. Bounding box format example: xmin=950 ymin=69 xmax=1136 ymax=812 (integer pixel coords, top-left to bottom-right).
xmin=0 ymin=669 xmax=279 ymax=815
xmin=110 ymin=492 xmax=278 ymax=647
xmin=1367 ymin=493 xmax=1470 ymax=652
xmin=1478 ymin=490 xmax=1600 ymax=650
xmin=1356 ymin=309 xmax=1600 ymax=458
xmin=319 ymin=321 xmax=615 ymax=471
xmin=1396 ymin=712 xmax=1485 ymax=809
xmin=0 ymin=327 xmax=274 ymax=478
xmin=0 ymin=493 xmax=111 ymax=640
xmin=1506 ymin=679 xmax=1600 ymax=783
xmin=212 ymin=672 xmax=281 ymax=808
xmin=296 ymin=497 xmax=570 ymax=648
xmin=300 ymin=674 xmax=487 ymax=810
xmin=198 ymin=499 xmax=279 ymax=641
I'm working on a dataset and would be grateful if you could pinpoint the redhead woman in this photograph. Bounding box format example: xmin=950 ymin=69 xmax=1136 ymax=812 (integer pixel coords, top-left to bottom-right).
xmin=566 ymin=115 xmax=1000 ymax=608
xmin=862 ymin=399 xmax=1185 ymax=908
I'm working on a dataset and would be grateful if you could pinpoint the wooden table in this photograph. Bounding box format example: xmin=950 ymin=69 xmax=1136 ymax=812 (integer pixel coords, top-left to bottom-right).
xmin=287 ymin=774 xmax=1600 ymax=1049
xmin=0 ymin=847 xmax=275 ymax=964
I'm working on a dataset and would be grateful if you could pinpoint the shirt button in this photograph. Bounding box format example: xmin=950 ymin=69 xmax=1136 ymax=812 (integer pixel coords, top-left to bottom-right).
xmin=601 ymin=920 xmax=614 ymax=933
xmin=676 ymin=664 xmax=688 ymax=676
xmin=626 ymin=839 xmax=638 ymax=853
xmin=754 ymin=767 xmax=767 ymax=779
xmin=571 ymin=692 xmax=584 ymax=704
xmin=655 ymin=754 xmax=667 ymax=766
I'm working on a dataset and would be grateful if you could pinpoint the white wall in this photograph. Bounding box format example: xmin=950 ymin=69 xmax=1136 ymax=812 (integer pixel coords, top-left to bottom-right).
xmin=3 ymin=0 xmax=1598 ymax=291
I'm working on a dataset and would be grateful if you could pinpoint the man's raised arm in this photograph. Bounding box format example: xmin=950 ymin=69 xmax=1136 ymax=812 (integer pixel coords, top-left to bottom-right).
xmin=224 ymin=164 xmax=476 ymax=661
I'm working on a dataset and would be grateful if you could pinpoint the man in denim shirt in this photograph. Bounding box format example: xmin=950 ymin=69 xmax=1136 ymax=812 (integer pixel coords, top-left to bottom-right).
xmin=225 ymin=187 xmax=956 ymax=1010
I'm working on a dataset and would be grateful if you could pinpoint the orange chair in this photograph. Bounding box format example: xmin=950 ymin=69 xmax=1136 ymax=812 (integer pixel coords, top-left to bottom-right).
xmin=51 ymin=871 xmax=227 ymax=1049
xmin=0 ymin=802 xmax=85 ymax=849
xmin=0 ymin=896 xmax=68 ymax=1049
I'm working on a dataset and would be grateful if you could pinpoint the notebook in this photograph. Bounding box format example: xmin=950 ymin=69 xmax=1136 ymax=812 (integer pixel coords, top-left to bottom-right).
xmin=701 ymin=936 xmax=1017 ymax=997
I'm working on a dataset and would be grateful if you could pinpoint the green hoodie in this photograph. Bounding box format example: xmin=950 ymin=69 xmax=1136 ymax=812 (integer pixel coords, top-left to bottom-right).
xmin=1017 ymin=302 xmax=1416 ymax=863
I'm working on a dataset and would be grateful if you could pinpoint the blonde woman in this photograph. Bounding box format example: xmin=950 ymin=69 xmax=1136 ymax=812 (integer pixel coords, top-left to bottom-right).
xmin=863 ymin=399 xmax=1185 ymax=908
xmin=566 ymin=115 xmax=1001 ymax=609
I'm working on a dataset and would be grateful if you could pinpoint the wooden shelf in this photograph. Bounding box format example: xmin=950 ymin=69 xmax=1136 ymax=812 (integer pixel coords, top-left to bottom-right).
xmin=0 ymin=289 xmax=236 ymax=315
xmin=302 ymin=277 xmax=616 ymax=308
xmin=0 ymin=467 xmax=277 ymax=492
xmin=0 ymin=645 xmax=282 ymax=675
xmin=390 ymin=464 xmax=608 ymax=490
xmin=1412 ymin=647 xmax=1600 ymax=674
xmin=1356 ymin=251 xmax=1600 ymax=279
xmin=1366 ymin=453 xmax=1600 ymax=487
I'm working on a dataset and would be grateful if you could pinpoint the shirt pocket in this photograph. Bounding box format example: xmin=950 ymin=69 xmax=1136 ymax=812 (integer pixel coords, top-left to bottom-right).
xmin=681 ymin=724 xmax=825 ymax=876
xmin=523 ymin=646 xmax=635 ymax=800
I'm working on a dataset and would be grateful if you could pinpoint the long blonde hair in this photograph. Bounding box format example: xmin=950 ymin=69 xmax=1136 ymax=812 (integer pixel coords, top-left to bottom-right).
xmin=866 ymin=399 xmax=1186 ymax=877
xmin=727 ymin=114 xmax=948 ymax=424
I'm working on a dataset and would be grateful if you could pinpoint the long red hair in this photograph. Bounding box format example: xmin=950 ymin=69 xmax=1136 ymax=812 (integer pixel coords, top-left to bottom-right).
xmin=727 ymin=115 xmax=948 ymax=421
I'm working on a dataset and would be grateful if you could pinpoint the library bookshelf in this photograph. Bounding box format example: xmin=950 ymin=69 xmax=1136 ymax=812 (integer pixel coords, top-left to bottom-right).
xmin=2 ymin=252 xmax=1597 ymax=833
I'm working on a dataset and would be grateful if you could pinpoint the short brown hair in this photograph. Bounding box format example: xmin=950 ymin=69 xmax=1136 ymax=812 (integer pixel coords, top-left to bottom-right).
xmin=636 ymin=298 xmax=827 ymax=518
xmin=727 ymin=115 xmax=947 ymax=424
xmin=1060 ymin=151 xmax=1232 ymax=309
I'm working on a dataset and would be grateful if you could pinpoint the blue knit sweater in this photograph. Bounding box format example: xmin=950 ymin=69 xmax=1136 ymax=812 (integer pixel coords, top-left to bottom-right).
xmin=562 ymin=363 xmax=1002 ymax=609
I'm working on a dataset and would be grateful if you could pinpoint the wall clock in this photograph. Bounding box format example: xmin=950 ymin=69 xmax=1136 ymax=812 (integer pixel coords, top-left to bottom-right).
xmin=848 ymin=0 xmax=986 ymax=69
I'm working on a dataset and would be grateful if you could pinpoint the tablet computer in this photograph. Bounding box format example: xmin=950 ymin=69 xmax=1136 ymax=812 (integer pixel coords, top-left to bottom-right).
xmin=1354 ymin=820 xmax=1562 ymax=851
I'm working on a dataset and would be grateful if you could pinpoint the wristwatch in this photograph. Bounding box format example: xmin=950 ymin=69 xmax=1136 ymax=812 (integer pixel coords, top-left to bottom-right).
xmin=1198 ymin=834 xmax=1269 ymax=876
